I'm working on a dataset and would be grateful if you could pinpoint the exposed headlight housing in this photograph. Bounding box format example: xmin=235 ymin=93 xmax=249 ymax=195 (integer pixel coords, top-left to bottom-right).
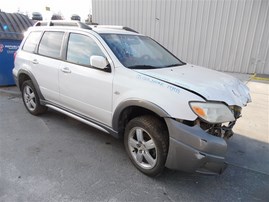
xmin=189 ymin=102 xmax=235 ymax=123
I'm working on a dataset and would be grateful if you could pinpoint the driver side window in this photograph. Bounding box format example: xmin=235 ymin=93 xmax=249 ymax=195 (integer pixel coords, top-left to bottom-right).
xmin=66 ymin=33 xmax=105 ymax=66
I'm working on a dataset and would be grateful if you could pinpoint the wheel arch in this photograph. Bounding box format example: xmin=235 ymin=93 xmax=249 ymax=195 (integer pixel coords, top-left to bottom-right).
xmin=17 ymin=69 xmax=45 ymax=101
xmin=112 ymin=100 xmax=170 ymax=137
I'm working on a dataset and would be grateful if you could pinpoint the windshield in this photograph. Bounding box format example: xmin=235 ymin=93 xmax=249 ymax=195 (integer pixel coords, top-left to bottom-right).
xmin=100 ymin=34 xmax=185 ymax=69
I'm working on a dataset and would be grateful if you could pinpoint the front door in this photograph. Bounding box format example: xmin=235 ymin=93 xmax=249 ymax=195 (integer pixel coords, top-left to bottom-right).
xmin=59 ymin=33 xmax=113 ymax=126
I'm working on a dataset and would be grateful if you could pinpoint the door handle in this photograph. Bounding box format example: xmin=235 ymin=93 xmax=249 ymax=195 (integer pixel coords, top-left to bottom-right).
xmin=61 ymin=67 xmax=71 ymax=73
xmin=32 ymin=59 xmax=39 ymax=64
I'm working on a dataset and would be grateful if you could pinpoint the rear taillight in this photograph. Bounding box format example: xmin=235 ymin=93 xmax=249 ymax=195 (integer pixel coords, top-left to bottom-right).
xmin=14 ymin=51 xmax=17 ymax=60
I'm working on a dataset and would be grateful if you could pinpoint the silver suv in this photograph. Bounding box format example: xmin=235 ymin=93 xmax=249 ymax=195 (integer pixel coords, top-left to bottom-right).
xmin=13 ymin=21 xmax=251 ymax=176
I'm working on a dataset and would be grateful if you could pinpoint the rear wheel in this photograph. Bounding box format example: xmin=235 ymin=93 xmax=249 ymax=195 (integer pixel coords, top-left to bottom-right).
xmin=22 ymin=80 xmax=47 ymax=115
xmin=124 ymin=115 xmax=168 ymax=176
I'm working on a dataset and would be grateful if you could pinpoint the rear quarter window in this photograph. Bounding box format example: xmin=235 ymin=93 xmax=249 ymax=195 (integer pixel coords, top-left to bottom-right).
xmin=22 ymin=31 xmax=42 ymax=53
xmin=38 ymin=31 xmax=64 ymax=59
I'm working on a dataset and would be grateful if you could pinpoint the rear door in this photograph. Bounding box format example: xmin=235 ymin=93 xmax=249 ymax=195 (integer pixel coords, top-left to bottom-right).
xmin=30 ymin=31 xmax=64 ymax=103
xmin=59 ymin=32 xmax=114 ymax=126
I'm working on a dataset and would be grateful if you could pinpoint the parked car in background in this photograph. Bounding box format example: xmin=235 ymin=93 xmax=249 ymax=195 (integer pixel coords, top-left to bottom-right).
xmin=13 ymin=21 xmax=251 ymax=177
xmin=51 ymin=14 xmax=63 ymax=20
xmin=71 ymin=14 xmax=81 ymax=21
xmin=32 ymin=12 xmax=43 ymax=21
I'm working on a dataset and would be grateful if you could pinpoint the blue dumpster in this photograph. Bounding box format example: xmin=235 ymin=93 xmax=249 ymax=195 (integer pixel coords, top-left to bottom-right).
xmin=0 ymin=38 xmax=21 ymax=86
xmin=0 ymin=12 xmax=33 ymax=86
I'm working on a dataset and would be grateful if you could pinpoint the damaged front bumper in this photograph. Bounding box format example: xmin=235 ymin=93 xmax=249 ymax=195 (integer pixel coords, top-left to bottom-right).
xmin=165 ymin=118 xmax=228 ymax=175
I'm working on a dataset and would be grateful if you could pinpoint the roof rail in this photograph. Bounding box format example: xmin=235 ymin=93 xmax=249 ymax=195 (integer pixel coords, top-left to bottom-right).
xmin=92 ymin=25 xmax=138 ymax=33
xmin=33 ymin=20 xmax=92 ymax=30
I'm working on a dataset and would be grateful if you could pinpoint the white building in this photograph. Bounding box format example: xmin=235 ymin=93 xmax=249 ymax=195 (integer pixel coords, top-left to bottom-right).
xmin=92 ymin=0 xmax=269 ymax=74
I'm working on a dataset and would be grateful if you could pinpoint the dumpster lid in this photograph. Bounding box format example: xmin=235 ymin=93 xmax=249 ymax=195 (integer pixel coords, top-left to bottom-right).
xmin=0 ymin=12 xmax=33 ymax=40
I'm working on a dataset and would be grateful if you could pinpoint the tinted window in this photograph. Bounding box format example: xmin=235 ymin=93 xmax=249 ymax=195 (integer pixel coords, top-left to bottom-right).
xmin=22 ymin=31 xmax=42 ymax=52
xmin=38 ymin=31 xmax=64 ymax=59
xmin=67 ymin=33 xmax=105 ymax=66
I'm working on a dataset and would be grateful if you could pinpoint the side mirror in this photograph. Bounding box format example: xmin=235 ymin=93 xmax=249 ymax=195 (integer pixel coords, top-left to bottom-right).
xmin=90 ymin=55 xmax=110 ymax=72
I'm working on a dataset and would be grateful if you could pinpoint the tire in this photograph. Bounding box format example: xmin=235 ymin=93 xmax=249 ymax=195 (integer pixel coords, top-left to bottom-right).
xmin=124 ymin=115 xmax=169 ymax=176
xmin=21 ymin=80 xmax=47 ymax=115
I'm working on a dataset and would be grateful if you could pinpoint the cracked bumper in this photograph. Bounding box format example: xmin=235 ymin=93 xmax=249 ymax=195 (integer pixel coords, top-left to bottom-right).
xmin=165 ymin=118 xmax=228 ymax=175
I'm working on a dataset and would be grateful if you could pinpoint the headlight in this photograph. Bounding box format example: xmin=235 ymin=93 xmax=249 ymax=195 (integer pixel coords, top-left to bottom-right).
xmin=189 ymin=102 xmax=235 ymax=123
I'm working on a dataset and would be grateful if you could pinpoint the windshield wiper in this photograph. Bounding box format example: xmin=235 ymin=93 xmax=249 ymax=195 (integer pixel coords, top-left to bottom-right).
xmin=165 ymin=63 xmax=183 ymax=67
xmin=128 ymin=65 xmax=161 ymax=69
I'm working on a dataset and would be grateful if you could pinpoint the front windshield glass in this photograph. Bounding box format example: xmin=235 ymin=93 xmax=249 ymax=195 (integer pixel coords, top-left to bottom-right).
xmin=100 ymin=34 xmax=185 ymax=69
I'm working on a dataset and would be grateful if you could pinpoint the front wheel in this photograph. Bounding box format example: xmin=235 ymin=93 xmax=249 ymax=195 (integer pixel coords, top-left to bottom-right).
xmin=124 ymin=116 xmax=169 ymax=176
xmin=21 ymin=80 xmax=47 ymax=115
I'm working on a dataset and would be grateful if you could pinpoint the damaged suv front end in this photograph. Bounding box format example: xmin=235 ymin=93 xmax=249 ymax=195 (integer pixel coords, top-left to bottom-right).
xmin=165 ymin=103 xmax=243 ymax=174
xmin=132 ymin=62 xmax=251 ymax=174
xmin=163 ymin=81 xmax=250 ymax=174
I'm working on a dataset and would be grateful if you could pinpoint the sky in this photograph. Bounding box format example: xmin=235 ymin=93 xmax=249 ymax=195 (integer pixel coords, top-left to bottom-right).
xmin=0 ymin=0 xmax=92 ymax=21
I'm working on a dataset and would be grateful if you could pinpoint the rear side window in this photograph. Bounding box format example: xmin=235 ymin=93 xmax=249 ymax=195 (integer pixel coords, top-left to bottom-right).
xmin=66 ymin=33 xmax=105 ymax=66
xmin=22 ymin=31 xmax=42 ymax=52
xmin=38 ymin=31 xmax=64 ymax=59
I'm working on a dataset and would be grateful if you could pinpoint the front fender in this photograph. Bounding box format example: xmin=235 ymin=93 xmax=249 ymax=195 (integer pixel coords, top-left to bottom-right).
xmin=112 ymin=99 xmax=169 ymax=131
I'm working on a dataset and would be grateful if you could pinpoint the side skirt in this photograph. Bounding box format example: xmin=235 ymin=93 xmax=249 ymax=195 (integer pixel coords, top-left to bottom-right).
xmin=42 ymin=101 xmax=119 ymax=138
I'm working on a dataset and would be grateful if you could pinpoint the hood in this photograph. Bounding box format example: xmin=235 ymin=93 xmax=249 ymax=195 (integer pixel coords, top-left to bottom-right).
xmin=135 ymin=64 xmax=251 ymax=107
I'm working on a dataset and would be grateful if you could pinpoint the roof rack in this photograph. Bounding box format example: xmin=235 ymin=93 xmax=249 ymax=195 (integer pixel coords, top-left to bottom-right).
xmin=33 ymin=20 xmax=92 ymax=30
xmin=92 ymin=25 xmax=138 ymax=33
